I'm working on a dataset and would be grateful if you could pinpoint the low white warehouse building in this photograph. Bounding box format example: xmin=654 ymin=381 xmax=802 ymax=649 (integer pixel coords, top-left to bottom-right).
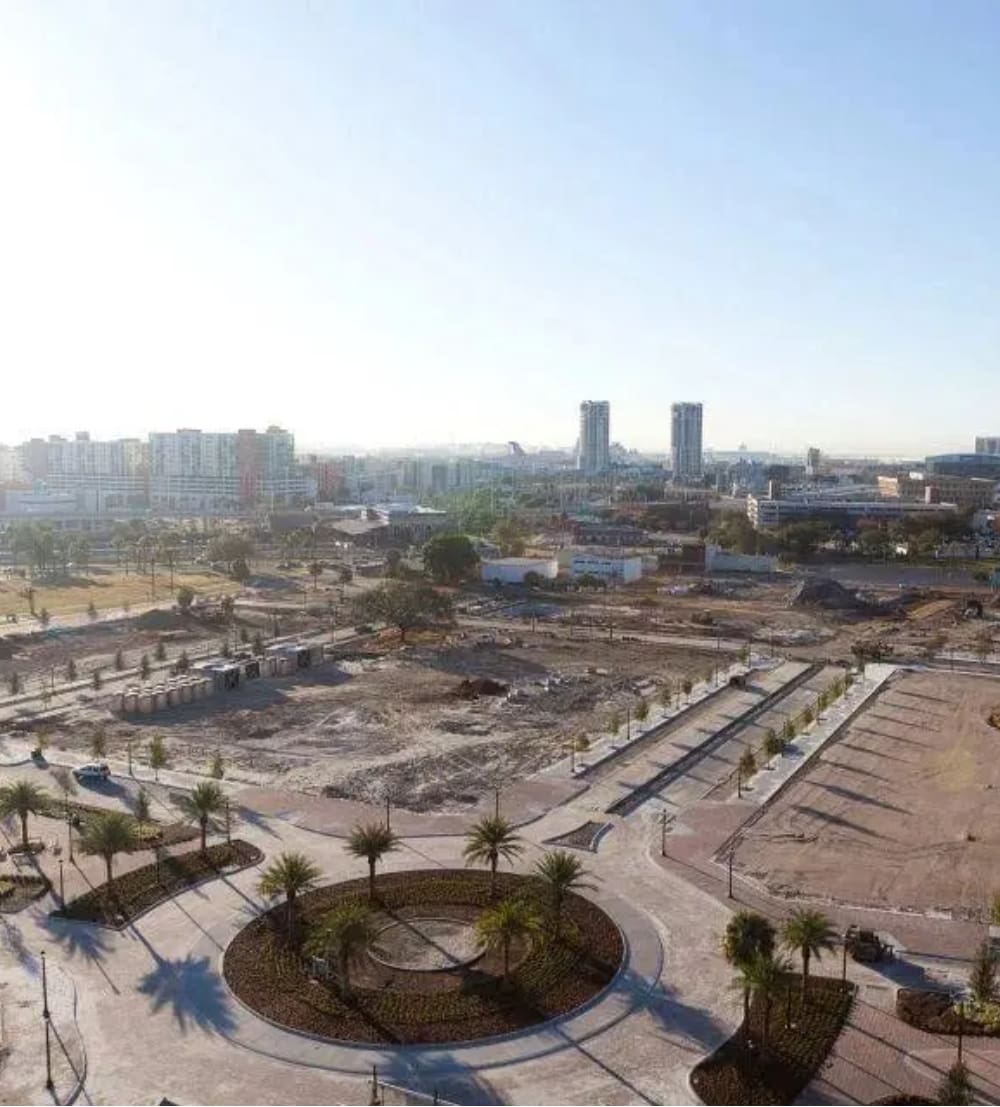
xmin=480 ymin=557 xmax=559 ymax=585
xmin=569 ymin=552 xmax=643 ymax=583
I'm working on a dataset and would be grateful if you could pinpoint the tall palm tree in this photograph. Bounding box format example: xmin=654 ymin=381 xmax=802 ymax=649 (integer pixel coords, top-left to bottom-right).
xmin=179 ymin=781 xmax=226 ymax=852
xmin=476 ymin=897 xmax=542 ymax=982
xmin=783 ymin=908 xmax=837 ymax=999
xmin=463 ymin=815 xmax=524 ymax=897
xmin=0 ymin=780 xmax=49 ymax=848
xmin=258 ymin=851 xmax=322 ymax=942
xmin=79 ymin=811 xmax=136 ymax=889
xmin=305 ymin=901 xmax=377 ymax=999
xmin=346 ymin=822 xmax=400 ymax=902
xmin=722 ymin=910 xmax=776 ymax=968
xmin=534 ymin=850 xmax=596 ymax=937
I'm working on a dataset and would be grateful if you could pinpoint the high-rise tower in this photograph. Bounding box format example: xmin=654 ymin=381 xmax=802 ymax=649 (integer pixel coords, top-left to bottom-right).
xmin=577 ymin=401 xmax=611 ymax=474
xmin=671 ymin=402 xmax=703 ymax=483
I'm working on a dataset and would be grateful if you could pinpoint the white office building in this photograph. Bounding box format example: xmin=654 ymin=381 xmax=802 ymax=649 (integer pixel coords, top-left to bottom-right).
xmin=671 ymin=402 xmax=703 ymax=483
xmin=577 ymin=401 xmax=611 ymax=474
xmin=569 ymin=551 xmax=643 ymax=583
xmin=480 ymin=557 xmax=559 ymax=585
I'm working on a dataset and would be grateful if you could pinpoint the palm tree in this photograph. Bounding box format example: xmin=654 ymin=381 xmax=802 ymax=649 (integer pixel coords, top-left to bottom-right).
xmin=742 ymin=951 xmax=792 ymax=1052
xmin=534 ymin=850 xmax=596 ymax=937
xmin=476 ymin=897 xmax=542 ymax=981
xmin=0 ymin=780 xmax=49 ymax=848
xmin=79 ymin=811 xmax=136 ymax=888
xmin=346 ymin=822 xmax=400 ymax=902
xmin=463 ymin=815 xmax=524 ymax=897
xmin=258 ymin=851 xmax=322 ymax=942
xmin=179 ymin=781 xmax=226 ymax=852
xmin=305 ymin=901 xmax=377 ymax=998
xmin=782 ymin=908 xmax=837 ymax=999
xmin=722 ymin=910 xmax=776 ymax=968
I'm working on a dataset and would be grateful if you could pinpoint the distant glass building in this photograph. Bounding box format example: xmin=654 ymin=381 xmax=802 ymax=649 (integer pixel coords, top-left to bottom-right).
xmin=925 ymin=453 xmax=1000 ymax=480
xmin=975 ymin=436 xmax=1000 ymax=455
xmin=671 ymin=402 xmax=703 ymax=483
xmin=577 ymin=401 xmax=611 ymax=474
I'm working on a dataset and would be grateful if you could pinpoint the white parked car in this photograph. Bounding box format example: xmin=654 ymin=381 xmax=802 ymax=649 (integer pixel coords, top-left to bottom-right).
xmin=73 ymin=762 xmax=110 ymax=782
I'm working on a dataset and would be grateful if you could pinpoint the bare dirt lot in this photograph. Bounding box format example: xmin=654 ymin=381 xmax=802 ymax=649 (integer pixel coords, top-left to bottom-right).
xmin=47 ymin=633 xmax=718 ymax=811
xmin=735 ymin=669 xmax=1000 ymax=918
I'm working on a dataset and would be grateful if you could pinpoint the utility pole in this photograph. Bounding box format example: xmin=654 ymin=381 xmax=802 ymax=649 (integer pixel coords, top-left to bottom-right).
xmin=41 ymin=950 xmax=53 ymax=1092
xmin=58 ymin=860 xmax=64 ymax=905
xmin=385 ymin=795 xmax=391 ymax=831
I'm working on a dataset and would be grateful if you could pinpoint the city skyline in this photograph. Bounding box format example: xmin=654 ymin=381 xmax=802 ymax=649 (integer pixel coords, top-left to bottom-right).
xmin=3 ymin=4 xmax=1000 ymax=455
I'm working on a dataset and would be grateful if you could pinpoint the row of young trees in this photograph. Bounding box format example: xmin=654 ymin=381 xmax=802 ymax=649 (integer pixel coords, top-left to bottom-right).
xmin=255 ymin=814 xmax=586 ymax=998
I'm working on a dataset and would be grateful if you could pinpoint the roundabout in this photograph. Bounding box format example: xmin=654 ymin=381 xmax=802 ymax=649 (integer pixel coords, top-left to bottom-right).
xmin=222 ymin=868 xmax=625 ymax=1046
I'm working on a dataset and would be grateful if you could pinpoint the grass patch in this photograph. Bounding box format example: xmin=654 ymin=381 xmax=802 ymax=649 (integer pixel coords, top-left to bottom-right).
xmin=691 ymin=975 xmax=853 ymax=1105
xmin=52 ymin=839 xmax=262 ymax=926
xmin=224 ymin=868 xmax=623 ymax=1045
xmin=0 ymin=569 xmax=239 ymax=619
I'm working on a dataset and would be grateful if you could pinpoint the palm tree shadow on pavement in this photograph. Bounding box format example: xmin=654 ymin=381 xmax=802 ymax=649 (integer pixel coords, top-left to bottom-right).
xmin=137 ymin=954 xmax=237 ymax=1034
xmin=642 ymin=978 xmax=731 ymax=1054
xmin=376 ymin=1053 xmax=504 ymax=1106
xmin=35 ymin=910 xmax=121 ymax=995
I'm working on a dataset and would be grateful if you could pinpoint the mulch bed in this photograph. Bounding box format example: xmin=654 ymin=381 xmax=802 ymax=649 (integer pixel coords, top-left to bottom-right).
xmin=223 ymin=868 xmax=623 ymax=1044
xmin=0 ymin=873 xmax=51 ymax=913
xmin=896 ymin=986 xmax=999 ymax=1036
xmin=40 ymin=797 xmax=198 ymax=852
xmin=691 ymin=975 xmax=854 ymax=1105
xmin=52 ymin=839 xmax=262 ymax=926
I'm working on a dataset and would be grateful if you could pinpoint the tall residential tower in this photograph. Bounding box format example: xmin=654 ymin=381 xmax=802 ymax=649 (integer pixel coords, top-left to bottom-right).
xmin=671 ymin=402 xmax=703 ymax=483
xmin=577 ymin=401 xmax=611 ymax=474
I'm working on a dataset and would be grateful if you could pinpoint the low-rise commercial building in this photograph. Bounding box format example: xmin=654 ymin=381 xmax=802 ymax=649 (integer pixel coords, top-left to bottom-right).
xmin=480 ymin=557 xmax=558 ymax=585
xmin=879 ymin=472 xmax=995 ymax=510
xmin=567 ymin=551 xmax=643 ymax=583
xmin=747 ymin=494 xmax=958 ymax=529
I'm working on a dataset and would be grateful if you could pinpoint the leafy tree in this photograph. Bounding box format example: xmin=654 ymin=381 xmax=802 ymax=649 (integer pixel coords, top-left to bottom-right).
xmin=91 ymin=729 xmax=108 ymax=758
xmin=176 ymin=585 xmax=195 ymax=611
xmin=352 ymin=581 xmax=454 ymax=643
xmin=738 ymin=747 xmax=756 ymax=781
xmin=738 ymin=644 xmax=750 ymax=665
xmin=259 ymin=851 xmax=323 ymax=942
xmin=763 ymin=729 xmax=784 ymax=758
xmin=308 ymin=561 xmax=324 ymax=590
xmin=534 ymin=850 xmax=596 ymax=937
xmin=210 ymin=750 xmax=225 ymax=780
xmin=937 ymin=1061 xmax=973 ymax=1106
xmin=782 ymin=717 xmax=796 ymax=742
xmin=230 ymin=557 xmax=251 ymax=582
xmin=140 ymin=653 xmax=151 ymax=679
xmin=659 ymin=686 xmax=673 ymax=710
xmin=723 ymin=911 xmax=776 ymax=968
xmin=114 ymin=648 xmax=126 ymax=671
xmin=179 ymin=781 xmax=226 ymax=852
xmin=252 ymin=632 xmax=264 ymax=655
xmin=463 ymin=815 xmax=524 ymax=896
xmin=423 ymin=534 xmax=480 ymax=584
xmin=491 ymin=518 xmax=527 ymax=557
xmin=801 ymin=705 xmax=814 ymax=726
xmin=176 ymin=650 xmax=190 ymax=673
xmin=475 ymin=897 xmax=542 ymax=981
xmin=970 ymin=940 xmax=997 ymax=1004
xmin=384 ymin=549 xmax=402 ymax=577
xmin=335 ymin=565 xmax=351 ymax=585
xmin=634 ymin=699 xmax=649 ymax=724
xmin=79 ymin=810 xmax=136 ymax=888
xmin=134 ymin=788 xmax=152 ymax=836
xmin=206 ymin=534 xmax=254 ymax=575
xmin=154 ymin=638 xmax=166 ymax=662
xmin=305 ymin=902 xmax=377 ymax=998
xmin=239 ymin=626 xmax=249 ymax=644
xmin=609 ymin=710 xmax=623 ymax=736
xmin=220 ymin=640 xmax=232 ymax=658
xmin=148 ymin=735 xmax=168 ymax=781
xmin=681 ymin=678 xmax=693 ymax=701
xmin=7 ymin=671 xmax=20 ymax=695
xmin=39 ymin=607 xmax=50 ymax=627
xmin=50 ymin=766 xmax=76 ymax=802
xmin=66 ymin=658 xmax=77 ymax=682
xmin=87 ymin=600 xmax=98 ymax=620
xmin=782 ymin=908 xmax=837 ymax=999
xmin=0 ymin=780 xmax=48 ymax=848
xmin=347 ymin=822 xmax=400 ymax=902
xmin=91 ymin=668 xmax=103 ymax=690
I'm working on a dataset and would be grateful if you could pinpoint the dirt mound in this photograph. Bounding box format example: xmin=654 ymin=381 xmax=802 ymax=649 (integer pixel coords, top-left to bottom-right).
xmin=134 ymin=608 xmax=182 ymax=630
xmin=453 ymin=677 xmax=509 ymax=699
xmin=789 ymin=578 xmax=870 ymax=611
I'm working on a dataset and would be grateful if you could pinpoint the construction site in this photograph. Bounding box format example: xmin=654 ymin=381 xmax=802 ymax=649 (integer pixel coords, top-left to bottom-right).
xmin=734 ymin=667 xmax=1000 ymax=919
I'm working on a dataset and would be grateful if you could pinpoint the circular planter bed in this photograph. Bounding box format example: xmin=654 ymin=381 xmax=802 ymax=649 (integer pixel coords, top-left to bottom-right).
xmin=224 ymin=868 xmax=624 ymax=1045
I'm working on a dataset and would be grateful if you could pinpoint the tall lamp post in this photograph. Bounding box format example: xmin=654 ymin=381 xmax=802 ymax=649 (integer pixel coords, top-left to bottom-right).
xmin=41 ymin=950 xmax=53 ymax=1092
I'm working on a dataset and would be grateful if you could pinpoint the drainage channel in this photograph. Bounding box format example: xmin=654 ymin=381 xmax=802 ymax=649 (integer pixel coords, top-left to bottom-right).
xmin=605 ymin=662 xmax=823 ymax=817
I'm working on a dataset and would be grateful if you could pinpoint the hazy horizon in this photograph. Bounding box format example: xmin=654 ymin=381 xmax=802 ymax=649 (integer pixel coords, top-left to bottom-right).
xmin=3 ymin=2 xmax=999 ymax=457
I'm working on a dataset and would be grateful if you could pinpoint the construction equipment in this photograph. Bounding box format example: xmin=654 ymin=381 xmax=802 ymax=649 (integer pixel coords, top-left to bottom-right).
xmin=845 ymin=924 xmax=894 ymax=963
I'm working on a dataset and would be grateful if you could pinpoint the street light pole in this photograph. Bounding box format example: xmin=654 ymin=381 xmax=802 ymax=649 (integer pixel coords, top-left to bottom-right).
xmin=727 ymin=851 xmax=734 ymax=898
xmin=385 ymin=795 xmax=390 ymax=831
xmin=660 ymin=810 xmax=668 ymax=856
xmin=58 ymin=860 xmax=64 ymax=905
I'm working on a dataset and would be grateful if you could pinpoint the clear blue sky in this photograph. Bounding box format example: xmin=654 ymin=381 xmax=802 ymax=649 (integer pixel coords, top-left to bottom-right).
xmin=2 ymin=1 xmax=998 ymax=456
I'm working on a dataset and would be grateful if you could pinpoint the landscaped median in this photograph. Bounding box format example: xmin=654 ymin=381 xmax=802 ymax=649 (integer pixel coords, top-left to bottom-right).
xmin=690 ymin=975 xmax=853 ymax=1105
xmin=52 ymin=839 xmax=262 ymax=926
xmin=223 ymin=868 xmax=623 ymax=1045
